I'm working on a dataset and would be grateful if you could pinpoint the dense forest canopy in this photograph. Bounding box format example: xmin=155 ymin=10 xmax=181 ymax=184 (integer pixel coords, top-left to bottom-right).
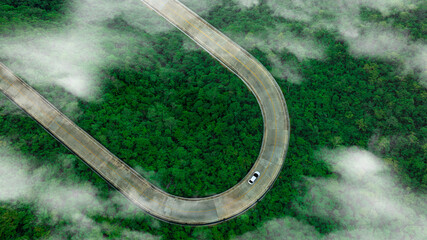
xmin=0 ymin=0 xmax=425 ymax=239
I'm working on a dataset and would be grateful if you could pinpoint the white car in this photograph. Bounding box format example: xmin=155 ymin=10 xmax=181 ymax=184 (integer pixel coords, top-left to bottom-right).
xmin=248 ymin=171 xmax=260 ymax=185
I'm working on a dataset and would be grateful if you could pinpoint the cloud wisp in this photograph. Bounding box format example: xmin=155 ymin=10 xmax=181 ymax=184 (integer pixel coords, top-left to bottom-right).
xmin=0 ymin=143 xmax=160 ymax=239
xmin=262 ymin=0 xmax=426 ymax=87
xmin=233 ymin=0 xmax=260 ymax=9
xmin=1 ymin=27 xmax=103 ymax=100
xmin=221 ymin=25 xmax=325 ymax=84
xmin=236 ymin=147 xmax=427 ymax=239
xmin=225 ymin=0 xmax=427 ymax=86
xmin=0 ymin=0 xmax=177 ymax=102
xmin=265 ymin=0 xmax=415 ymax=23
xmin=180 ymin=0 xmax=222 ymax=16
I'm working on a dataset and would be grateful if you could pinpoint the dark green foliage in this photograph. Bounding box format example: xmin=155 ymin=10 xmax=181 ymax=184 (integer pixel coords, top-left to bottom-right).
xmin=0 ymin=0 xmax=65 ymax=11
xmin=77 ymin=46 xmax=263 ymax=197
xmin=0 ymin=203 xmax=50 ymax=239
xmin=360 ymin=2 xmax=427 ymax=41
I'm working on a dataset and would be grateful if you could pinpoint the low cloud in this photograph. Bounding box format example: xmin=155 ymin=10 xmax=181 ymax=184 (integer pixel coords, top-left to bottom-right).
xmin=338 ymin=21 xmax=427 ymax=87
xmin=234 ymin=0 xmax=260 ymax=8
xmin=0 ymin=143 xmax=160 ymax=239
xmin=236 ymin=147 xmax=427 ymax=239
xmin=265 ymin=0 xmax=414 ymax=22
xmin=268 ymin=58 xmax=303 ymax=84
xmin=0 ymin=151 xmax=35 ymax=201
xmin=235 ymin=217 xmax=321 ymax=240
xmin=0 ymin=0 xmax=176 ymax=102
xmin=1 ymin=28 xmax=103 ymax=100
xmin=263 ymin=0 xmax=426 ymax=86
xmin=224 ymin=26 xmax=325 ymax=84
xmin=73 ymin=0 xmax=173 ymax=34
xmin=186 ymin=0 xmax=425 ymax=86
xmin=311 ymin=147 xmax=427 ymax=239
xmin=239 ymin=27 xmax=325 ymax=61
xmin=181 ymin=0 xmax=222 ymax=16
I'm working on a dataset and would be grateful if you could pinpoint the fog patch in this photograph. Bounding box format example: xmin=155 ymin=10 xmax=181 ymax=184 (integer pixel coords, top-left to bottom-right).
xmin=74 ymin=0 xmax=173 ymax=34
xmin=234 ymin=217 xmax=321 ymax=240
xmin=181 ymin=0 xmax=222 ymax=16
xmin=1 ymin=28 xmax=102 ymax=100
xmin=265 ymin=0 xmax=321 ymax=22
xmin=339 ymin=23 xmax=408 ymax=56
xmin=133 ymin=165 xmax=162 ymax=190
xmin=264 ymin=0 xmax=426 ymax=86
xmin=265 ymin=0 xmax=414 ymax=22
xmin=0 ymin=151 xmax=36 ymax=201
xmin=338 ymin=21 xmax=427 ymax=87
xmin=0 ymin=144 xmax=160 ymax=239
xmin=302 ymin=147 xmax=426 ymax=239
xmin=236 ymin=146 xmax=426 ymax=239
xmin=0 ymin=0 xmax=177 ymax=102
xmin=121 ymin=229 xmax=161 ymax=240
xmin=269 ymin=58 xmax=303 ymax=84
xmin=226 ymin=26 xmax=325 ymax=84
xmin=234 ymin=0 xmax=260 ymax=8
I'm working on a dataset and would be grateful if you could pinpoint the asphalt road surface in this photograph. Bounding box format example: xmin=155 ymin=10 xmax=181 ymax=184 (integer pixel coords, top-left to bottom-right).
xmin=0 ymin=0 xmax=290 ymax=225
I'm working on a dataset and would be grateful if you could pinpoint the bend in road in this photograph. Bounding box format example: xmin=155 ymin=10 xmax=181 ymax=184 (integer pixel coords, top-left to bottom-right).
xmin=0 ymin=0 xmax=290 ymax=225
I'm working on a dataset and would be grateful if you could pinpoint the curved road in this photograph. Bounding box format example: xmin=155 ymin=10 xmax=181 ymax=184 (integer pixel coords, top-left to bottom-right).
xmin=0 ymin=0 xmax=290 ymax=225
